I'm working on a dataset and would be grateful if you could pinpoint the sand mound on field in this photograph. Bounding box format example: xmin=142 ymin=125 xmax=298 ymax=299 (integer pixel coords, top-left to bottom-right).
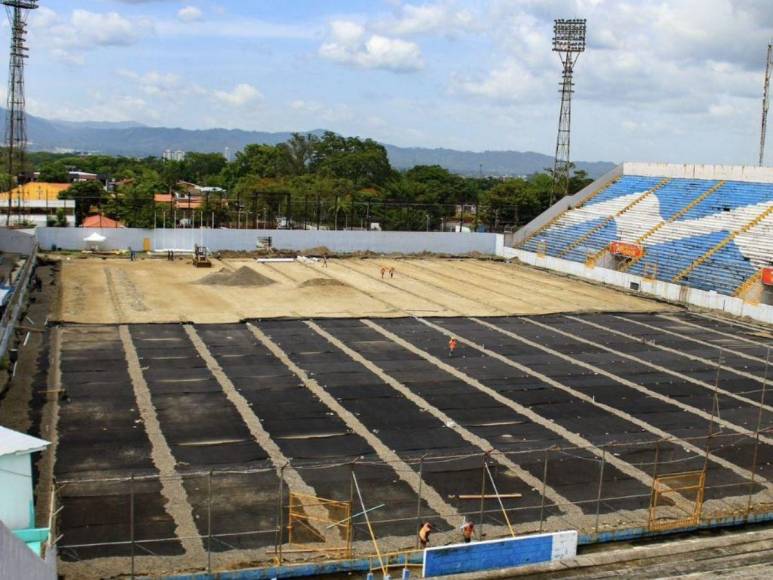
xmin=300 ymin=278 xmax=346 ymax=288
xmin=198 ymin=266 xmax=275 ymax=287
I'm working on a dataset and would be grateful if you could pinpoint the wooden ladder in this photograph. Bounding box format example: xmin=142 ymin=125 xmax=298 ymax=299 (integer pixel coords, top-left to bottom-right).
xmin=559 ymin=178 xmax=670 ymax=260
xmin=619 ymin=180 xmax=726 ymax=273
xmin=672 ymin=204 xmax=773 ymax=283
xmin=517 ymin=177 xmax=620 ymax=248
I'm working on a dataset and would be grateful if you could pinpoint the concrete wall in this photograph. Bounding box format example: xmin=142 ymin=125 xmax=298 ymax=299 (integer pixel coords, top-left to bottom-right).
xmin=36 ymin=227 xmax=504 ymax=256
xmin=0 ymin=227 xmax=36 ymax=255
xmin=505 ymin=247 xmax=773 ymax=325
xmin=623 ymin=162 xmax=773 ymax=183
xmin=0 ymin=454 xmax=34 ymax=530
xmin=0 ymin=519 xmax=55 ymax=580
xmin=510 ymin=165 xmax=624 ymax=246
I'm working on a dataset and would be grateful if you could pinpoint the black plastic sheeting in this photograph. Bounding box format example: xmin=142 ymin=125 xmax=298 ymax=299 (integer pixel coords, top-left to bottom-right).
xmin=429 ymin=317 xmax=771 ymax=499
xmin=257 ymin=319 xmax=559 ymax=529
xmin=312 ymin=319 xmax=647 ymax=515
xmin=56 ymin=326 xmax=182 ymax=560
xmin=479 ymin=314 xmax=773 ymax=488
xmin=130 ymin=324 xmax=278 ymax=551
xmin=51 ymin=312 xmax=773 ymax=561
xmin=196 ymin=323 xmax=443 ymax=539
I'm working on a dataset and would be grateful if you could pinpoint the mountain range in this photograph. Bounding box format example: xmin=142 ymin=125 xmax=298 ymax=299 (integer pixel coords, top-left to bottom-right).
xmin=18 ymin=109 xmax=616 ymax=177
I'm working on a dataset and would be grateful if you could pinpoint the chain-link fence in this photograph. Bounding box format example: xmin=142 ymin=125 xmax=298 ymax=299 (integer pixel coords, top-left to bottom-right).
xmin=49 ymin=426 xmax=773 ymax=578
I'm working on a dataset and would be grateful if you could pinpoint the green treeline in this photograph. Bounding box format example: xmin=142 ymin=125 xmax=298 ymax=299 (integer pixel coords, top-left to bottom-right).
xmin=15 ymin=132 xmax=593 ymax=230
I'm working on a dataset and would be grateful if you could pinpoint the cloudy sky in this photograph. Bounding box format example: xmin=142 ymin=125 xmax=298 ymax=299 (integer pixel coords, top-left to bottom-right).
xmin=7 ymin=0 xmax=773 ymax=164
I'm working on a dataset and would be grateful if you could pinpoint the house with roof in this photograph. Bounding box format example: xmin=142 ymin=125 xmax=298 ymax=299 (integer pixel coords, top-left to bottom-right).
xmin=0 ymin=426 xmax=55 ymax=571
xmin=81 ymin=214 xmax=124 ymax=228
xmin=0 ymin=182 xmax=76 ymax=227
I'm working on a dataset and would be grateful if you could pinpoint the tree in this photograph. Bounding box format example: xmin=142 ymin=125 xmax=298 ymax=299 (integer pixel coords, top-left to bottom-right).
xmin=38 ymin=162 xmax=69 ymax=183
xmin=110 ymin=170 xmax=163 ymax=228
xmin=479 ymin=179 xmax=539 ymax=230
xmin=312 ymin=132 xmax=392 ymax=187
xmin=160 ymin=160 xmax=185 ymax=193
xmin=569 ymin=169 xmax=593 ymax=194
xmin=60 ymin=180 xmax=107 ymax=225
xmin=182 ymin=152 xmax=227 ymax=183
xmin=277 ymin=133 xmax=317 ymax=176
xmin=227 ymin=144 xmax=284 ymax=183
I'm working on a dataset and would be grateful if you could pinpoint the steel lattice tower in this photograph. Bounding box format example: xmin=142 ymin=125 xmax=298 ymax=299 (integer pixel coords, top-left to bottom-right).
xmin=551 ymin=19 xmax=586 ymax=206
xmin=759 ymin=42 xmax=772 ymax=166
xmin=3 ymin=0 xmax=37 ymax=226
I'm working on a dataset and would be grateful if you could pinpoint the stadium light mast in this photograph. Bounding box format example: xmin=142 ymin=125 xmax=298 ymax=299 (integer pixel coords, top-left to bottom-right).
xmin=759 ymin=42 xmax=772 ymax=166
xmin=551 ymin=18 xmax=586 ymax=206
xmin=3 ymin=0 xmax=38 ymax=226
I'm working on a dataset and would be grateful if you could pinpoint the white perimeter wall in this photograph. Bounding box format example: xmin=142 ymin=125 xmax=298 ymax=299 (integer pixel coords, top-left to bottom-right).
xmin=505 ymin=248 xmax=773 ymax=325
xmin=36 ymin=227 xmax=504 ymax=256
xmin=623 ymin=162 xmax=773 ymax=183
xmin=0 ymin=520 xmax=55 ymax=580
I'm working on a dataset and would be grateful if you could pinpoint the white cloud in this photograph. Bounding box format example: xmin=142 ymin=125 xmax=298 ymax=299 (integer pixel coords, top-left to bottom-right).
xmin=320 ymin=19 xmax=423 ymax=72
xmin=213 ymin=83 xmax=263 ymax=106
xmin=378 ymin=1 xmax=476 ymax=36
xmin=118 ymin=69 xmax=184 ymax=97
xmin=177 ymin=6 xmax=203 ymax=23
xmin=30 ymin=8 xmax=154 ymax=64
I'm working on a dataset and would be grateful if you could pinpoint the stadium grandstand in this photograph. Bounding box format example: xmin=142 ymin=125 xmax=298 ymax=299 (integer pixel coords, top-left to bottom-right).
xmin=514 ymin=163 xmax=773 ymax=305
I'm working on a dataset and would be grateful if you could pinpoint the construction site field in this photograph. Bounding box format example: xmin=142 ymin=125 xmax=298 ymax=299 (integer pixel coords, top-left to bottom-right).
xmin=39 ymin=314 xmax=773 ymax=577
xmin=55 ymin=256 xmax=669 ymax=323
xmin=7 ymin=257 xmax=773 ymax=579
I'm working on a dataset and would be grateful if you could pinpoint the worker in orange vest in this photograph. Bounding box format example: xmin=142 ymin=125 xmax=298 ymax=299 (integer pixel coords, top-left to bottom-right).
xmin=448 ymin=337 xmax=458 ymax=358
xmin=418 ymin=522 xmax=433 ymax=548
xmin=461 ymin=520 xmax=475 ymax=543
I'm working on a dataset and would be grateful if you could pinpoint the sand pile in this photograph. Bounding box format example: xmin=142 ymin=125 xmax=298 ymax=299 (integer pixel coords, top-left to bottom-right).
xmin=198 ymin=266 xmax=275 ymax=287
xmin=300 ymin=278 xmax=346 ymax=288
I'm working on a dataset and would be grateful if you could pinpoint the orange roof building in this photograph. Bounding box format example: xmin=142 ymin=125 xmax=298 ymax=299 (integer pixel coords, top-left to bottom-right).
xmin=0 ymin=182 xmax=70 ymax=203
xmin=82 ymin=214 xmax=124 ymax=228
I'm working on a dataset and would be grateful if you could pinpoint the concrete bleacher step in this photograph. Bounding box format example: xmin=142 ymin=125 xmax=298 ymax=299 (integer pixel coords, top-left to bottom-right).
xmin=560 ymin=178 xmax=670 ymax=262
xmin=672 ymin=204 xmax=773 ymax=284
xmin=517 ymin=176 xmax=621 ymax=249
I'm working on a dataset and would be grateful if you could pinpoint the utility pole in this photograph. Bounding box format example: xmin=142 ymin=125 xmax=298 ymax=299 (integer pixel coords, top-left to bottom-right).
xmin=3 ymin=1 xmax=38 ymax=226
xmin=550 ymin=18 xmax=586 ymax=206
xmin=759 ymin=42 xmax=772 ymax=166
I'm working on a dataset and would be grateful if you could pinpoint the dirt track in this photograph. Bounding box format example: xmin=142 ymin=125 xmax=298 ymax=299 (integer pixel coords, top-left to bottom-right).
xmin=56 ymin=256 xmax=671 ymax=323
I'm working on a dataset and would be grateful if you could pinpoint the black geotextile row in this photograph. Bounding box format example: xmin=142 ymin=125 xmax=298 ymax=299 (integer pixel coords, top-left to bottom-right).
xmin=129 ymin=324 xmax=280 ymax=550
xmin=256 ymin=320 xmax=555 ymax=525
xmin=444 ymin=317 xmax=772 ymax=493
xmin=586 ymin=314 xmax=771 ymax=375
xmin=376 ymin=317 xmax=765 ymax=500
xmin=196 ymin=322 xmax=446 ymax=538
xmin=310 ymin=319 xmax=648 ymax=515
xmin=57 ymin=326 xmax=182 ymax=559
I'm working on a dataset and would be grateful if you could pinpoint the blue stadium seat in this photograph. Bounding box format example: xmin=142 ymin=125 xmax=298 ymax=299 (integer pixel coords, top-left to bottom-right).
xmin=523 ymin=175 xmax=773 ymax=297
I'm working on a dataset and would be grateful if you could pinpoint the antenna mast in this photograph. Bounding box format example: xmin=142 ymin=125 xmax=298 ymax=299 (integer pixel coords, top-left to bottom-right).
xmin=551 ymin=18 xmax=586 ymax=206
xmin=759 ymin=42 xmax=772 ymax=166
xmin=3 ymin=0 xmax=38 ymax=226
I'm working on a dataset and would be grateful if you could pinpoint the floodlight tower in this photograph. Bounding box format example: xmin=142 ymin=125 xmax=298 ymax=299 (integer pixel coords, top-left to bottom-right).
xmin=759 ymin=42 xmax=772 ymax=166
xmin=550 ymin=18 xmax=586 ymax=205
xmin=3 ymin=0 xmax=38 ymax=226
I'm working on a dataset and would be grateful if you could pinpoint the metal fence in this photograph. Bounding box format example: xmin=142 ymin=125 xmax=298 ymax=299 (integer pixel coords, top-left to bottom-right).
xmin=0 ymin=242 xmax=37 ymax=360
xmin=51 ymin=427 xmax=773 ymax=578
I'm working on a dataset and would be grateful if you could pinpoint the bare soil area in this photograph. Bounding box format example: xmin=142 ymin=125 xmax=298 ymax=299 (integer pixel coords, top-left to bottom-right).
xmin=54 ymin=256 xmax=671 ymax=324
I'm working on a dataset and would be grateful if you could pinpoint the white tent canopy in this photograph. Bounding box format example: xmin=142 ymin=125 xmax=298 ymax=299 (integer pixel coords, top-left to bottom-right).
xmin=84 ymin=233 xmax=107 ymax=243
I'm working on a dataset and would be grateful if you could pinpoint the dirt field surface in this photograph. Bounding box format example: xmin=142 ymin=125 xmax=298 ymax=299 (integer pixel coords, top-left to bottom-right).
xmin=55 ymin=256 xmax=670 ymax=323
xmin=35 ymin=311 xmax=773 ymax=579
